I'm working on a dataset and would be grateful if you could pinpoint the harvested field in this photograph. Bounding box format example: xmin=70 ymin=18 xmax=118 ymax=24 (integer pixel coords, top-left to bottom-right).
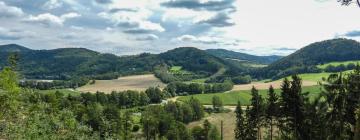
xmin=232 ymin=80 xmax=317 ymax=91
xmin=77 ymin=74 xmax=165 ymax=93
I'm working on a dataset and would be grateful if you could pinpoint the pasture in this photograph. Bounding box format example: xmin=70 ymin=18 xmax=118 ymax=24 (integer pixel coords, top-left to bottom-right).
xmin=317 ymin=60 xmax=360 ymax=69
xmin=178 ymin=85 xmax=322 ymax=106
xmin=77 ymin=74 xmax=165 ymax=93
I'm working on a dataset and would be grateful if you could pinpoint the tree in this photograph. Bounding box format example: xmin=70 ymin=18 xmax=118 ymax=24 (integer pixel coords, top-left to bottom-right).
xmin=265 ymin=85 xmax=279 ymax=140
xmin=208 ymin=125 xmax=220 ymax=140
xmin=212 ymin=95 xmax=223 ymax=112
xmin=338 ymin=0 xmax=360 ymax=7
xmin=145 ymin=87 xmax=164 ymax=103
xmin=322 ymin=73 xmax=351 ymax=139
xmin=355 ymin=108 xmax=360 ymax=140
xmin=234 ymin=101 xmax=246 ymax=140
xmin=345 ymin=65 xmax=360 ymax=126
xmin=248 ymin=86 xmax=264 ymax=140
xmin=203 ymin=120 xmax=212 ymax=140
xmin=189 ymin=97 xmax=204 ymax=120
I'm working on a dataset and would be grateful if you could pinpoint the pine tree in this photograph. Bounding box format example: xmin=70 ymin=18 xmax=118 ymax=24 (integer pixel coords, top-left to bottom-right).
xmin=265 ymin=85 xmax=279 ymax=140
xmin=234 ymin=101 xmax=246 ymax=140
xmin=323 ymin=73 xmax=351 ymax=139
xmin=289 ymin=75 xmax=307 ymax=139
xmin=345 ymin=64 xmax=360 ymax=126
xmin=248 ymin=86 xmax=264 ymax=140
xmin=355 ymin=108 xmax=360 ymax=140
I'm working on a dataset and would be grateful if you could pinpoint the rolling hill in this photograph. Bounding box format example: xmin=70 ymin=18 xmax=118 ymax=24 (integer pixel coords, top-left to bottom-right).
xmin=255 ymin=38 xmax=360 ymax=79
xmin=206 ymin=49 xmax=282 ymax=64
xmin=0 ymin=45 xmax=246 ymax=80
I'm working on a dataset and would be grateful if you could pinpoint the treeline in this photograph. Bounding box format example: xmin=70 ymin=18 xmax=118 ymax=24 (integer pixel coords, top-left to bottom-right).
xmin=19 ymin=77 xmax=89 ymax=90
xmin=154 ymin=64 xmax=210 ymax=83
xmin=165 ymin=81 xmax=233 ymax=96
xmin=234 ymin=69 xmax=360 ymax=139
xmin=323 ymin=63 xmax=357 ymax=72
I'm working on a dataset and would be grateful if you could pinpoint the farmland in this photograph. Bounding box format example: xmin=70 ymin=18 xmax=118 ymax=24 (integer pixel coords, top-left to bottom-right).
xmin=178 ymin=85 xmax=322 ymax=105
xmin=317 ymin=60 xmax=360 ymax=69
xmin=77 ymin=74 xmax=165 ymax=93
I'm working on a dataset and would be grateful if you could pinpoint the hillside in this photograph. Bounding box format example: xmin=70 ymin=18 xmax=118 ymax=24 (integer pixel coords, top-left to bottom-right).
xmin=0 ymin=45 xmax=245 ymax=80
xmin=255 ymin=38 xmax=360 ymax=79
xmin=206 ymin=49 xmax=282 ymax=64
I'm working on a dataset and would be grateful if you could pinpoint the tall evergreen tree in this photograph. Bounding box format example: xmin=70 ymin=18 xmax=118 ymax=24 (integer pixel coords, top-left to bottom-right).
xmin=265 ymin=85 xmax=279 ymax=140
xmin=323 ymin=73 xmax=351 ymax=139
xmin=234 ymin=101 xmax=246 ymax=140
xmin=248 ymin=86 xmax=264 ymax=140
xmin=345 ymin=64 xmax=360 ymax=126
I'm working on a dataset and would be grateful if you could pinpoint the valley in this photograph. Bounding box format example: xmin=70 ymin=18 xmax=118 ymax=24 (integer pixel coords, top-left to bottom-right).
xmin=1 ymin=38 xmax=360 ymax=140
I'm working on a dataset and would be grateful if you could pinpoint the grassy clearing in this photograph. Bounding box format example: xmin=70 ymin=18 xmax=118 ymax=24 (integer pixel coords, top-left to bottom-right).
xmin=170 ymin=66 xmax=182 ymax=71
xmin=77 ymin=74 xmax=165 ymax=93
xmin=178 ymin=85 xmax=322 ymax=106
xmin=37 ymin=89 xmax=81 ymax=96
xmin=317 ymin=60 xmax=360 ymax=69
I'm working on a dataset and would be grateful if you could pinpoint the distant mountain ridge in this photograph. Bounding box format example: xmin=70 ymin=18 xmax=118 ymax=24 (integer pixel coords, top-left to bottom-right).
xmin=206 ymin=49 xmax=282 ymax=64
xmin=0 ymin=44 xmax=247 ymax=80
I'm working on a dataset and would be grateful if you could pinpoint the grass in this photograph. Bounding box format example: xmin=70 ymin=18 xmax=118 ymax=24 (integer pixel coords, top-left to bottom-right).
xmin=178 ymin=85 xmax=322 ymax=106
xmin=37 ymin=89 xmax=81 ymax=96
xmin=317 ymin=60 xmax=360 ymax=69
xmin=170 ymin=66 xmax=182 ymax=71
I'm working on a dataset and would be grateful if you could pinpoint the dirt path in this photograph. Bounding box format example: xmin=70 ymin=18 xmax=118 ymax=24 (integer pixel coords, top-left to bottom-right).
xmin=232 ymin=80 xmax=318 ymax=91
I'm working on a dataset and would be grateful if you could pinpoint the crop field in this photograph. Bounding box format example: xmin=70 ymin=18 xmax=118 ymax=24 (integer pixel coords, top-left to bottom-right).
xmin=77 ymin=74 xmax=165 ymax=93
xmin=317 ymin=60 xmax=360 ymax=69
xmin=178 ymin=85 xmax=322 ymax=105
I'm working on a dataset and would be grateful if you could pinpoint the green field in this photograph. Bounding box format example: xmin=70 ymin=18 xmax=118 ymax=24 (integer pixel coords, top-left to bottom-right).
xmin=178 ymin=85 xmax=322 ymax=105
xmin=170 ymin=66 xmax=182 ymax=71
xmin=317 ymin=60 xmax=360 ymax=69
xmin=37 ymin=89 xmax=81 ymax=96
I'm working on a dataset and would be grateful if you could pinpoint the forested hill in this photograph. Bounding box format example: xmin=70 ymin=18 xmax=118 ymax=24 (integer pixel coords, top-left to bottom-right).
xmin=0 ymin=45 xmax=245 ymax=80
xmin=255 ymin=38 xmax=360 ymax=79
xmin=206 ymin=49 xmax=282 ymax=64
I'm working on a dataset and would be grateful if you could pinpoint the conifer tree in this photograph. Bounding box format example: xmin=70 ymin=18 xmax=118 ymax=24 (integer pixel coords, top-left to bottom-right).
xmin=234 ymin=101 xmax=246 ymax=140
xmin=248 ymin=86 xmax=264 ymax=140
xmin=265 ymin=85 xmax=279 ymax=140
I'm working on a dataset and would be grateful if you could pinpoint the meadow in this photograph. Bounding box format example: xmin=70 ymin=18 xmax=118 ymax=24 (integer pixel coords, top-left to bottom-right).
xmin=317 ymin=60 xmax=360 ymax=69
xmin=178 ymin=85 xmax=322 ymax=106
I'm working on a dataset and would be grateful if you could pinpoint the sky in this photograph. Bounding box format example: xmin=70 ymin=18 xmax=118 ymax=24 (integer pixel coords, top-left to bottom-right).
xmin=0 ymin=0 xmax=359 ymax=56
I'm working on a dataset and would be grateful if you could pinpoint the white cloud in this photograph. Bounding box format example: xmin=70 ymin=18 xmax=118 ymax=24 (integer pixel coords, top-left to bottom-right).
xmin=176 ymin=34 xmax=241 ymax=46
xmin=43 ymin=0 xmax=63 ymax=10
xmin=134 ymin=34 xmax=159 ymax=41
xmin=99 ymin=4 xmax=165 ymax=33
xmin=24 ymin=12 xmax=81 ymax=26
xmin=0 ymin=1 xmax=24 ymax=18
xmin=0 ymin=27 xmax=34 ymax=40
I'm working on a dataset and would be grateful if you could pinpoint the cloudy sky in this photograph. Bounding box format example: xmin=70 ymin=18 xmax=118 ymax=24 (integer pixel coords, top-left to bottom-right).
xmin=0 ymin=0 xmax=359 ymax=56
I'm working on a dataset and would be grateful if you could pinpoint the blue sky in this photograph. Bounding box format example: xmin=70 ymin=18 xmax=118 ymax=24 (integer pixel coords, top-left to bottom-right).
xmin=0 ymin=0 xmax=359 ymax=56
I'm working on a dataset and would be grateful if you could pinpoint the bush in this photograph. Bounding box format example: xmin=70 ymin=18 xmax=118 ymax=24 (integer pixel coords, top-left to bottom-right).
xmin=132 ymin=124 xmax=140 ymax=132
xmin=232 ymin=75 xmax=252 ymax=84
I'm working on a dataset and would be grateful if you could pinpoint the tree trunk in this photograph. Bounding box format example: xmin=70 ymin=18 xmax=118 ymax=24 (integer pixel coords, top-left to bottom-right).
xmin=270 ymin=119 xmax=273 ymax=140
